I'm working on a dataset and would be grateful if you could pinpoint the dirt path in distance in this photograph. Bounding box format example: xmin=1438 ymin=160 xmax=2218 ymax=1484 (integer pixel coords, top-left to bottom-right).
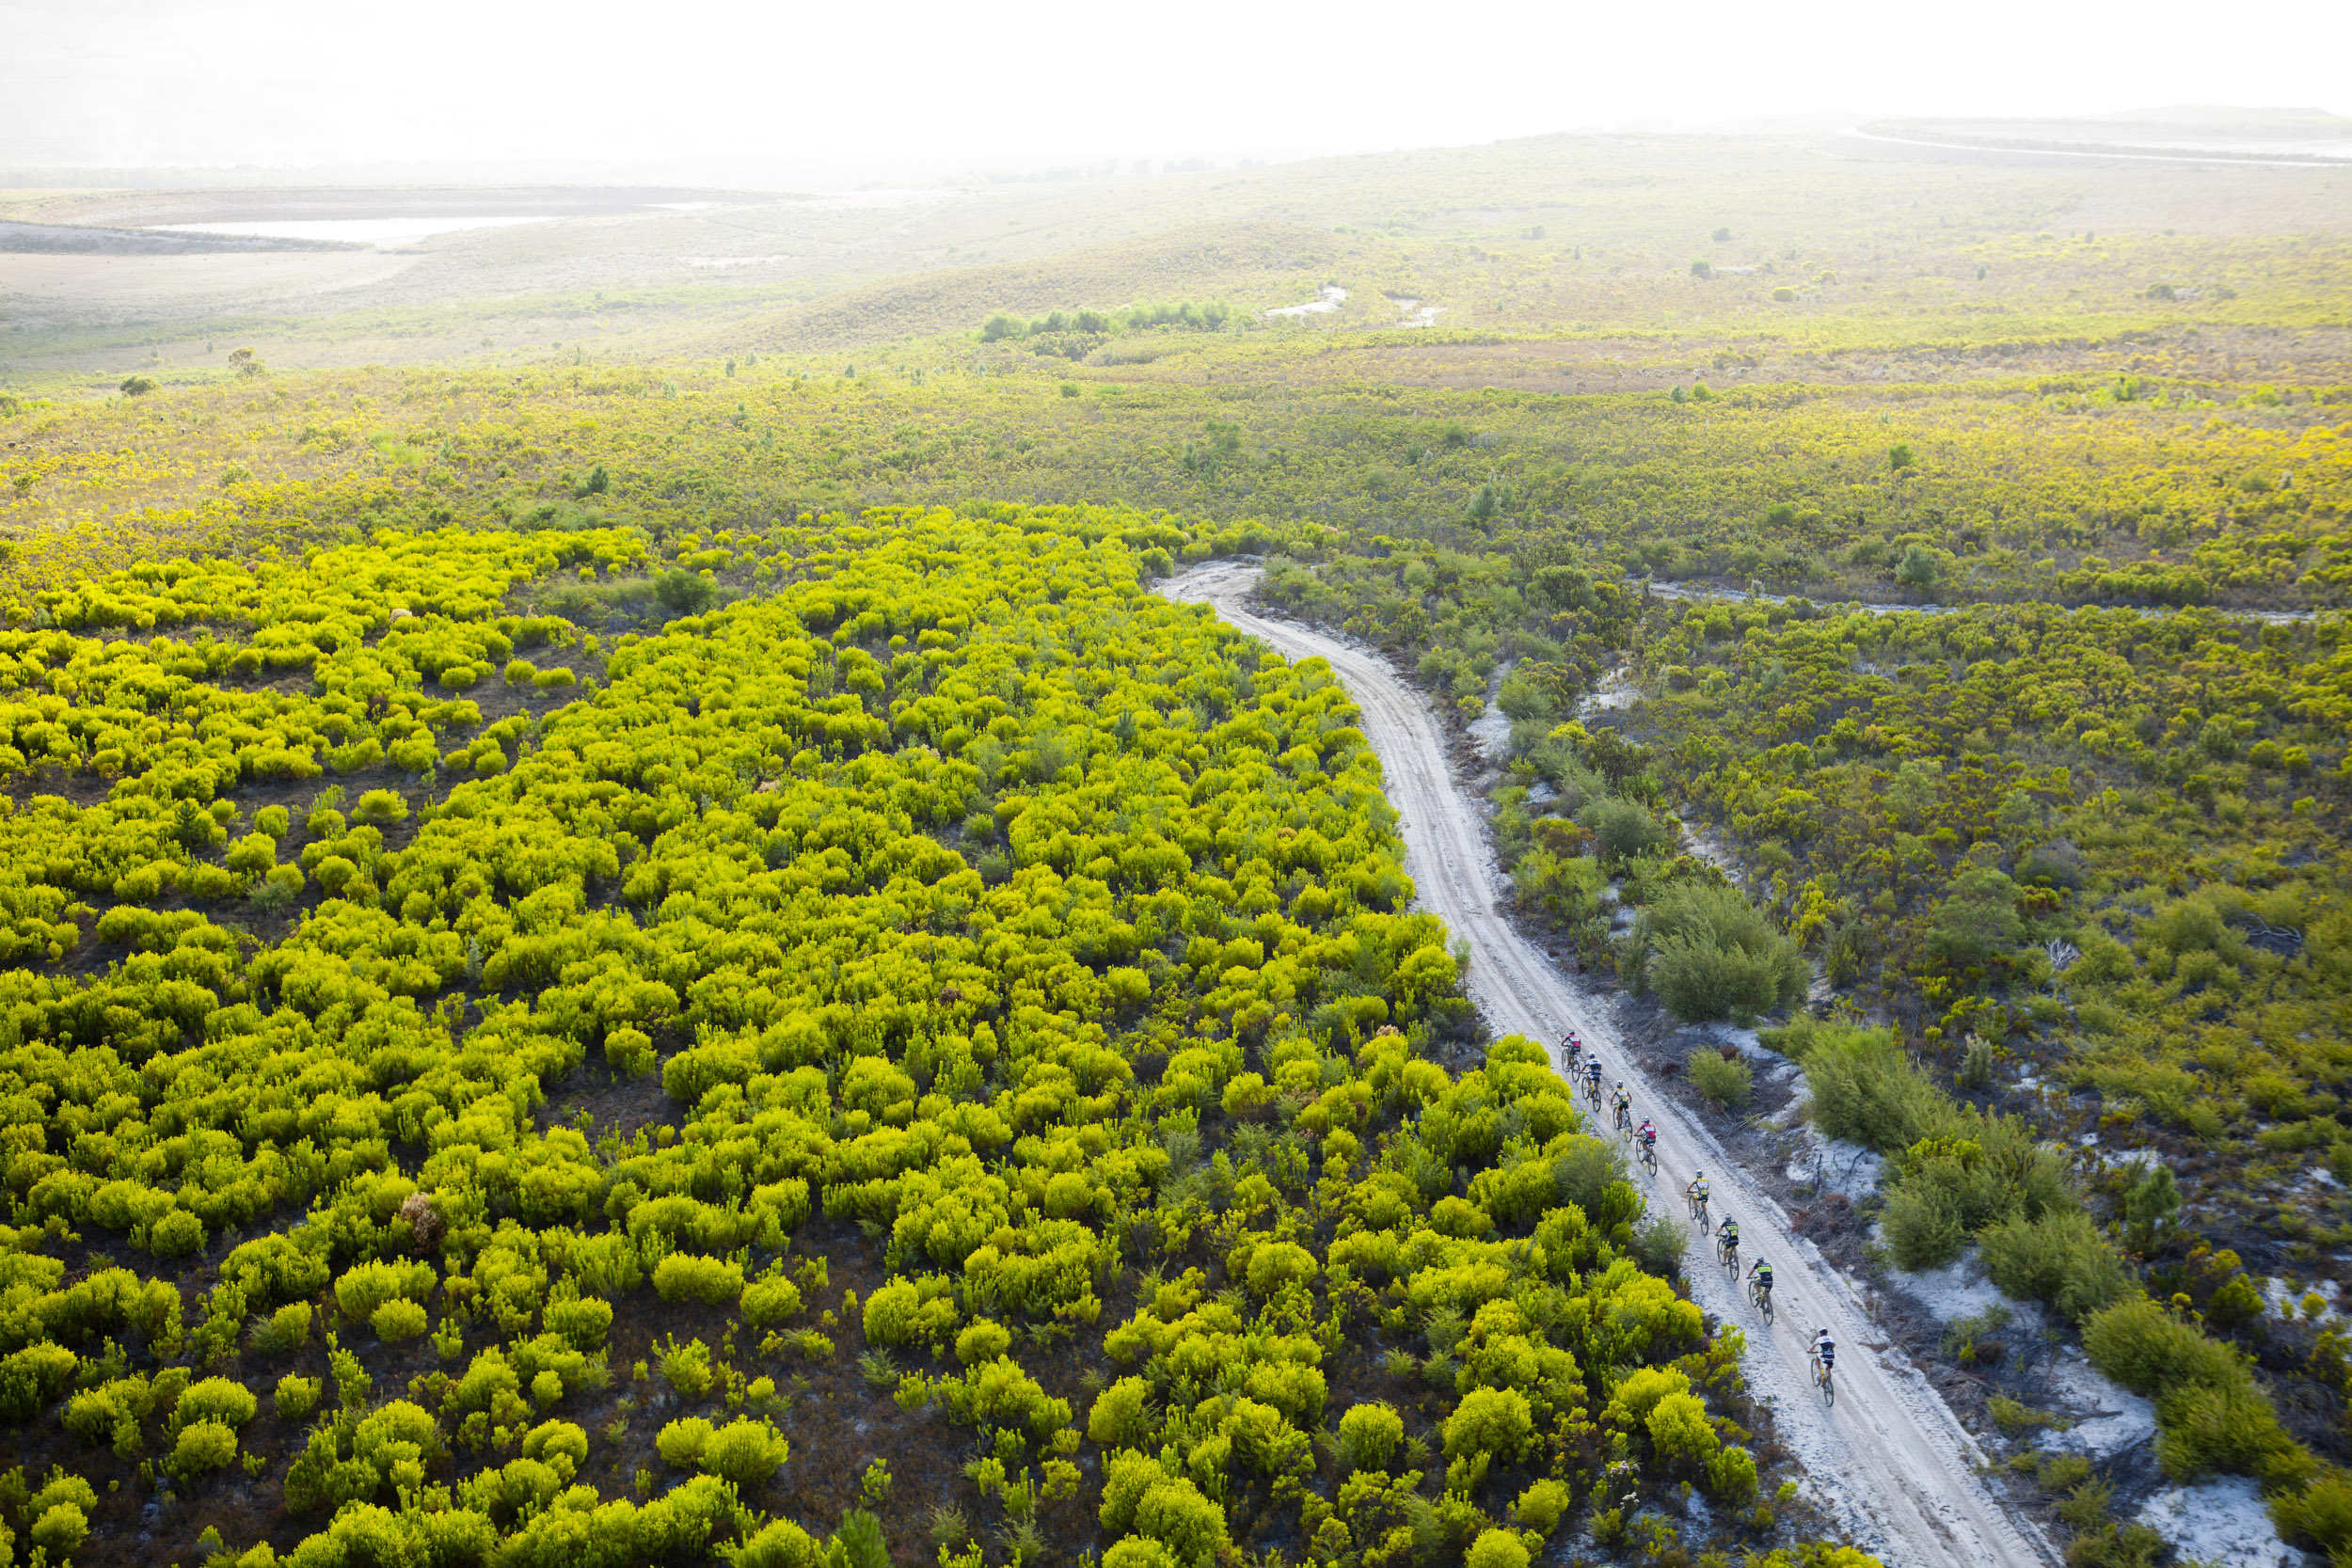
xmin=1162 ymin=561 xmax=2058 ymax=1568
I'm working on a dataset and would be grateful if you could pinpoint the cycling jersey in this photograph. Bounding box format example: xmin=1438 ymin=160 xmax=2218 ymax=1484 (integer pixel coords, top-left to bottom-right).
xmin=1688 ymin=1180 xmax=1709 ymax=1199
xmin=1717 ymin=1222 xmax=1739 ymax=1240
xmin=1815 ymin=1338 xmax=1836 ymax=1366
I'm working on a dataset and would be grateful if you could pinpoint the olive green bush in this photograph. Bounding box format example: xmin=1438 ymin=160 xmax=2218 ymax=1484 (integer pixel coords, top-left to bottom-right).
xmin=1629 ymin=882 xmax=1805 ymax=1023
xmin=1688 ymin=1050 xmax=1752 ymax=1110
xmin=1979 ymin=1211 xmax=2132 ymax=1321
xmin=1798 ymin=1027 xmax=1946 ymax=1152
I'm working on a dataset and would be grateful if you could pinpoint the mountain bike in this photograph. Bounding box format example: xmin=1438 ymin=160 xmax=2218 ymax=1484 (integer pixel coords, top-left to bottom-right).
xmin=1638 ymin=1139 xmax=1658 ymax=1179
xmin=1613 ymin=1101 xmax=1631 ymax=1134
xmin=1584 ymin=1078 xmax=1603 ymax=1111
xmin=1812 ymin=1349 xmax=1836 ymax=1405
xmin=1748 ymin=1275 xmax=1773 ymax=1323
xmin=1687 ymin=1191 xmax=1708 ymax=1227
xmin=1717 ymin=1236 xmax=1740 ymax=1277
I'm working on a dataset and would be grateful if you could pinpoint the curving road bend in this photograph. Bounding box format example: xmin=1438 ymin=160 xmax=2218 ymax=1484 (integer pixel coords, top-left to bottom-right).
xmin=1164 ymin=562 xmax=2056 ymax=1568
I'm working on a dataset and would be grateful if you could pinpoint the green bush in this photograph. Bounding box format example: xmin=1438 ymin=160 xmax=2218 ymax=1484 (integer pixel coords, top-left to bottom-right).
xmin=547 ymin=1293 xmax=614 ymax=1350
xmin=1133 ymin=1477 xmax=1228 ymax=1567
xmin=150 ymin=1207 xmax=206 ymax=1258
xmin=349 ymin=788 xmax=408 ymax=826
xmin=224 ymin=832 xmax=278 ymax=876
xmin=524 ymin=1418 xmax=590 ymax=1472
xmin=740 ymin=1276 xmax=805 ymax=1328
xmin=1581 ymin=798 xmax=1671 ymax=863
xmin=653 ymin=1253 xmax=744 ymax=1307
xmin=1102 ymin=1540 xmax=1182 ymax=1568
xmin=1338 ymin=1401 xmax=1405 ymax=1472
xmin=1706 ymin=1444 xmax=1759 ymax=1501
xmin=1244 ymin=1241 xmax=1318 ymax=1295
xmin=253 ymin=1300 xmax=312 ymax=1354
xmin=1979 ymin=1210 xmax=2132 ymax=1320
xmin=735 ymin=1520 xmax=826 ymax=1568
xmin=698 ymin=1418 xmax=791 ymax=1485
xmin=176 ymin=1376 xmax=258 ymax=1430
xmin=1465 ymin=1528 xmax=1531 ymax=1568
xmin=372 ymin=1299 xmax=430 ymax=1341
xmin=660 ymin=1338 xmax=716 ymax=1399
xmin=1099 ymin=1451 xmax=1166 ymax=1534
xmin=1443 ymin=1387 xmax=1534 ymax=1463
xmin=0 ymin=1342 xmax=79 ymax=1419
xmin=1689 ymin=1050 xmax=1752 ymax=1110
xmin=1646 ymin=1390 xmax=1719 ymax=1464
xmin=31 ymin=1501 xmax=89 ymax=1556
xmin=335 ymin=1259 xmax=435 ymax=1322
xmin=1553 ymin=1135 xmax=1632 ymax=1219
xmin=170 ymin=1417 xmax=240 ymax=1477
xmin=1630 ymin=1211 xmax=1685 ymax=1276
xmin=830 ymin=1511 xmax=890 ymax=1568
xmin=2154 ymin=1379 xmax=2295 ymax=1481
xmin=1514 ymin=1478 xmax=1570 ymax=1532
xmin=276 ymin=1374 xmax=323 ymax=1421
xmin=2083 ymin=1298 xmax=2243 ymax=1396
xmin=605 ymin=1026 xmax=657 ymax=1077
xmin=1803 ymin=1027 xmax=1946 ymax=1151
xmin=865 ymin=1278 xmax=959 ymax=1346
xmin=1634 ymin=882 xmax=1805 ymax=1022
xmin=2272 ymin=1469 xmax=2352 ymax=1558
xmin=954 ymin=1320 xmax=1011 ymax=1365
xmin=1089 ymin=1376 xmax=1157 ymax=1449
xmin=658 ymin=1416 xmax=715 ymax=1468
xmin=1881 ymin=1180 xmax=1970 ymax=1270
xmin=656 ymin=568 xmax=716 ymax=615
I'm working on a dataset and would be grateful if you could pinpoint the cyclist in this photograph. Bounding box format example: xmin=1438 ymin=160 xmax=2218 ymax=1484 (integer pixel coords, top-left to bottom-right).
xmin=1584 ymin=1057 xmax=1603 ymax=1100
xmin=1636 ymin=1117 xmax=1658 ymax=1156
xmin=1747 ymin=1256 xmax=1773 ymax=1307
xmin=1611 ymin=1081 xmax=1632 ymax=1130
xmin=1685 ymin=1170 xmax=1710 ymax=1219
xmin=1715 ymin=1214 xmax=1740 ymax=1266
xmin=1811 ymin=1327 xmax=1836 ymax=1385
xmin=1563 ymin=1036 xmax=1582 ymax=1077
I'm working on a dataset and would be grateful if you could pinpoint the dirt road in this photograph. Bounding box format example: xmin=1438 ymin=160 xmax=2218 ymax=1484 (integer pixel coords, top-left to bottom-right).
xmin=1165 ymin=561 xmax=2056 ymax=1568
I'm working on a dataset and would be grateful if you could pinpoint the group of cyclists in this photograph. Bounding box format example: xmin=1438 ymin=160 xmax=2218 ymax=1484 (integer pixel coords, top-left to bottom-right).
xmin=1560 ymin=1031 xmax=1838 ymax=1398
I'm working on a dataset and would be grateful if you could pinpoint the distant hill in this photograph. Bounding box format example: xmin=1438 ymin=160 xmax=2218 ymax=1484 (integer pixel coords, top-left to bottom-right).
xmin=1851 ymin=107 xmax=2352 ymax=165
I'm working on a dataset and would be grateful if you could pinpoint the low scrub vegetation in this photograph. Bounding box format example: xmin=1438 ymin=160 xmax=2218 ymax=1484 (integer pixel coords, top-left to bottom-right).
xmin=0 ymin=504 xmax=1837 ymax=1565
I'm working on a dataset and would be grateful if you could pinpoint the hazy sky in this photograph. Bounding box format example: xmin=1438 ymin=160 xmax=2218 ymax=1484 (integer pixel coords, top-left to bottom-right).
xmin=6 ymin=0 xmax=2348 ymax=176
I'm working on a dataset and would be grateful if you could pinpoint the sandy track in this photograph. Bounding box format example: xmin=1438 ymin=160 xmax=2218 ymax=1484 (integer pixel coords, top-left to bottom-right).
xmin=1165 ymin=562 xmax=2056 ymax=1568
